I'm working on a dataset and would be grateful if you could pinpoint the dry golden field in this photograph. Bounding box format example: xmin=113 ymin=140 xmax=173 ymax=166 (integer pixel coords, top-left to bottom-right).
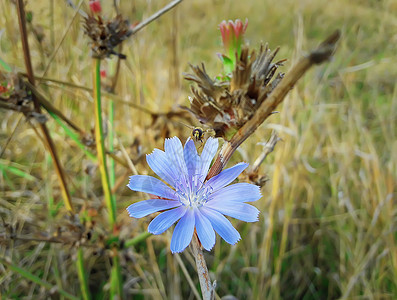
xmin=0 ymin=0 xmax=396 ymax=299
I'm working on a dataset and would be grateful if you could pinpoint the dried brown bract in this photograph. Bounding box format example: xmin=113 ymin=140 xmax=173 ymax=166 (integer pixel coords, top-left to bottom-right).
xmin=184 ymin=45 xmax=286 ymax=140
xmin=83 ymin=14 xmax=132 ymax=59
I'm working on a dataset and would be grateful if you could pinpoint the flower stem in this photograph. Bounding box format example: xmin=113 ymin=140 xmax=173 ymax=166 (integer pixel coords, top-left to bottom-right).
xmin=93 ymin=58 xmax=117 ymax=226
xmin=191 ymin=233 xmax=214 ymax=300
xmin=108 ymin=99 xmax=115 ymax=188
xmin=93 ymin=58 xmax=122 ymax=298
xmin=77 ymin=248 xmax=91 ymax=300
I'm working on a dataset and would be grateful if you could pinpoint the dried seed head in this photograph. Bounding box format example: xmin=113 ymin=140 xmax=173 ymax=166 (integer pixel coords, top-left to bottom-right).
xmin=183 ymin=44 xmax=286 ymax=140
xmin=0 ymin=73 xmax=31 ymax=106
xmin=83 ymin=14 xmax=132 ymax=59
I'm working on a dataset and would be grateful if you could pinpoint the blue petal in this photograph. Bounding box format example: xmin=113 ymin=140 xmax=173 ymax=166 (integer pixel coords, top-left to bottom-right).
xmin=205 ymin=162 xmax=248 ymax=193
xmin=197 ymin=137 xmax=218 ymax=180
xmin=126 ymin=199 xmax=181 ymax=218
xmin=204 ymin=201 xmax=259 ymax=222
xmin=128 ymin=175 xmax=178 ymax=200
xmin=199 ymin=207 xmax=241 ymax=245
xmin=170 ymin=208 xmax=195 ymax=253
xmin=208 ymin=183 xmax=261 ymax=203
xmin=183 ymin=139 xmax=200 ymax=179
xmin=195 ymin=209 xmax=216 ymax=251
xmin=164 ymin=137 xmax=188 ymax=178
xmin=148 ymin=206 xmax=187 ymax=235
xmin=146 ymin=149 xmax=178 ymax=187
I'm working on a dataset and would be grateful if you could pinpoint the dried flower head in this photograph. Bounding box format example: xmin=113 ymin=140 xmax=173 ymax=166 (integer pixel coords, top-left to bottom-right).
xmin=127 ymin=137 xmax=261 ymax=253
xmin=83 ymin=14 xmax=132 ymax=59
xmin=0 ymin=73 xmax=47 ymax=123
xmin=184 ymin=44 xmax=286 ymax=140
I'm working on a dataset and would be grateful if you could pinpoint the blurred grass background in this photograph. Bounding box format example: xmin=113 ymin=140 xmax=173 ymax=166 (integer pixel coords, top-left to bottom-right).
xmin=0 ymin=0 xmax=396 ymax=299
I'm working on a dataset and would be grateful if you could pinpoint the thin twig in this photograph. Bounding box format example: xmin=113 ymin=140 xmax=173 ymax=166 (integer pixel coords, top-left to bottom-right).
xmin=130 ymin=0 xmax=183 ymax=35
xmin=208 ymin=30 xmax=341 ymax=179
xmin=30 ymin=74 xmax=158 ymax=115
xmin=0 ymin=115 xmax=22 ymax=159
xmin=251 ymin=131 xmax=281 ymax=173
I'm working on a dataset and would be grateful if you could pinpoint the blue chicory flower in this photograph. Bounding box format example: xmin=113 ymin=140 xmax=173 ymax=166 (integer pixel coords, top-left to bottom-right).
xmin=126 ymin=137 xmax=261 ymax=253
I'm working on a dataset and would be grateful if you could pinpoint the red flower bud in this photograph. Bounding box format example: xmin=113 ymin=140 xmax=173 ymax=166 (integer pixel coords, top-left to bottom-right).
xmin=89 ymin=0 xmax=102 ymax=14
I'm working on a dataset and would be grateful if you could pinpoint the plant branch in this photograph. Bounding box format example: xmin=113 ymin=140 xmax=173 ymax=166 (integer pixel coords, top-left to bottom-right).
xmin=208 ymin=30 xmax=340 ymax=179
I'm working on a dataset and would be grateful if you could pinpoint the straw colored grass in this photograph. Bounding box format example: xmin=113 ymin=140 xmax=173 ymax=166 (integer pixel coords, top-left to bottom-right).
xmin=0 ymin=0 xmax=396 ymax=299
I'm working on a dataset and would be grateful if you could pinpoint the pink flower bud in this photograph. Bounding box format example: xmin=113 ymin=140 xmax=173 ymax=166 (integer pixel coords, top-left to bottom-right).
xmin=89 ymin=0 xmax=102 ymax=14
xmin=219 ymin=19 xmax=248 ymax=55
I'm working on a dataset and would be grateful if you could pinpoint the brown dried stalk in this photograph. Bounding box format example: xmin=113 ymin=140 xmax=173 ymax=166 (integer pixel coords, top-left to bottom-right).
xmin=16 ymin=0 xmax=74 ymax=213
xmin=207 ymin=30 xmax=341 ymax=179
xmin=191 ymin=233 xmax=215 ymax=300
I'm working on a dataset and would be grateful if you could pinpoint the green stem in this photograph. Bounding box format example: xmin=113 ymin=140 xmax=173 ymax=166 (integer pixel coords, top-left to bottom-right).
xmin=110 ymin=251 xmax=123 ymax=298
xmin=93 ymin=58 xmax=122 ymax=299
xmin=93 ymin=58 xmax=116 ymax=226
xmin=108 ymin=99 xmax=115 ymax=188
xmin=77 ymin=248 xmax=91 ymax=300
xmin=0 ymin=256 xmax=79 ymax=300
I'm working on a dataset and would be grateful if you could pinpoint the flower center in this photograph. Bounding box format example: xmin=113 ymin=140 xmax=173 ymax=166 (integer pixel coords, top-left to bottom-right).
xmin=174 ymin=174 xmax=211 ymax=208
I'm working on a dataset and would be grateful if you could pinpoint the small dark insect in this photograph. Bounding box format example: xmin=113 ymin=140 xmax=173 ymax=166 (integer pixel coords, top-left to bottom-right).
xmin=192 ymin=127 xmax=205 ymax=142
xmin=180 ymin=123 xmax=214 ymax=143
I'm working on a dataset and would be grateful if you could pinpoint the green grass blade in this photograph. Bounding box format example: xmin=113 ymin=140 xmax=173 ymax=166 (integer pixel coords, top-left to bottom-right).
xmin=49 ymin=111 xmax=97 ymax=161
xmin=0 ymin=56 xmax=12 ymax=72
xmin=0 ymin=160 xmax=36 ymax=181
xmin=125 ymin=232 xmax=151 ymax=248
